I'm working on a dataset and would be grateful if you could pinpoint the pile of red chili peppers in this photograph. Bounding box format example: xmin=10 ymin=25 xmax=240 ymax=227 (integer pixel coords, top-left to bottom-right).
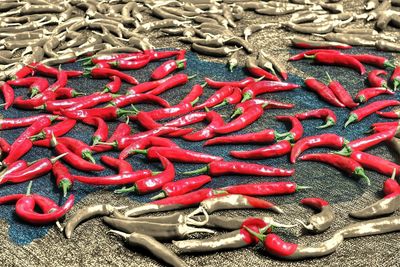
xmin=1 ymin=47 xmax=400 ymax=264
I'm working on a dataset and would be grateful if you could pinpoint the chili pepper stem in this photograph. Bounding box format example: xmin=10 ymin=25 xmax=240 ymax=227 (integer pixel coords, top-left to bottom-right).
xmin=29 ymin=132 xmax=45 ymax=141
xmin=131 ymin=149 xmax=147 ymax=155
xmin=275 ymin=132 xmax=291 ymax=140
xmin=333 ymin=146 xmax=352 ymax=157
xmin=344 ymin=114 xmax=358 ymax=128
xmin=295 ymin=219 xmax=314 ymax=230
xmin=240 ymin=92 xmax=252 ymax=103
xmin=150 ymin=191 xmax=167 ymax=200
xmin=325 ymin=72 xmax=332 ymax=83
xmin=25 ymin=181 xmax=33 ymax=195
xmin=188 ymin=74 xmax=197 ymax=80
xmin=182 ymin=166 xmax=209 ymax=175
xmin=383 ymin=61 xmax=395 ymax=69
xmin=296 ymin=185 xmax=312 ymax=191
xmin=243 ymin=226 xmax=266 ymax=242
xmin=394 ymin=80 xmax=399 ymax=91
xmin=114 ymin=185 xmax=137 ymax=194
xmin=212 ymin=100 xmax=228 ymax=109
xmin=59 ymin=179 xmax=71 ymax=198
xmin=316 ymin=117 xmax=336 ymax=129
xmin=82 ymin=151 xmax=96 ymax=164
xmin=354 ymin=167 xmax=371 ymax=186
xmin=230 ymin=108 xmax=243 ymax=119
xmin=96 ymin=141 xmax=116 ymax=147
xmin=51 ymin=152 xmax=68 ymax=163
xmin=107 ymin=230 xmax=129 ymax=240
xmin=391 ymin=169 xmax=396 ymax=180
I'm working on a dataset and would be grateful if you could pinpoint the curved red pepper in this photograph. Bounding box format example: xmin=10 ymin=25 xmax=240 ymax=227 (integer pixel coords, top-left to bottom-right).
xmin=205 ymin=77 xmax=260 ymax=89
xmin=307 ymin=52 xmax=366 ymax=75
xmin=147 ymin=73 xmax=192 ymax=95
xmin=221 ymin=181 xmax=302 ymax=196
xmin=110 ymin=94 xmax=170 ymax=108
xmin=263 ymin=234 xmax=298 ymax=257
xmin=304 ymin=78 xmax=345 ymax=107
xmin=368 ymin=69 xmax=388 ymax=88
xmin=376 ymin=108 xmax=400 ymax=119
xmin=326 ymin=74 xmax=359 ymax=108
xmin=204 ymin=128 xmax=279 ymax=146
xmin=82 ymin=117 xmax=109 ymax=145
xmin=30 ymin=63 xmax=82 ymax=78
xmin=213 ymin=87 xmax=242 ymax=108
xmin=232 ymin=99 xmax=294 ymax=118
xmin=92 ymin=122 xmax=131 ymax=153
xmin=350 ymin=151 xmax=400 ymax=177
xmin=151 ymin=188 xmax=228 ymax=207
xmin=295 ymin=108 xmax=337 ymax=129
xmin=103 ymin=75 xmax=122 ymax=93
xmin=127 ymin=76 xmax=170 ymax=94
xmin=30 ymin=119 xmax=76 ymax=141
xmin=119 ymin=136 xmax=179 ymax=160
xmin=61 ymin=106 xmax=134 ymax=121
xmin=355 ymin=87 xmax=394 ymax=103
xmin=0 ymin=115 xmax=60 ymax=130
xmin=0 ymin=82 xmax=14 ymax=110
xmin=139 ymin=102 xmax=196 ymax=121
xmin=194 ymin=86 xmax=235 ymax=110
xmin=74 ymin=170 xmax=152 ymax=185
xmin=230 ymin=140 xmax=292 ymax=159
xmin=301 ymin=198 xmax=329 ymax=209
xmin=179 ymin=84 xmax=204 ymax=105
xmin=289 ymin=49 xmax=342 ymax=61
xmin=246 ymin=57 xmax=281 ymax=81
xmin=241 ymin=81 xmax=300 ymax=102
xmin=275 ymin=115 xmax=304 ymax=142
xmin=151 ymin=59 xmax=186 ymax=80
xmin=52 ymin=161 xmax=74 ymax=197
xmin=349 ymin=54 xmax=395 ymax=69
xmin=100 ymin=155 xmax=133 ymax=174
xmin=182 ymin=110 xmax=225 ymax=141
xmin=65 ymin=93 xmax=115 ymax=111
xmin=87 ymin=67 xmax=138 ymax=84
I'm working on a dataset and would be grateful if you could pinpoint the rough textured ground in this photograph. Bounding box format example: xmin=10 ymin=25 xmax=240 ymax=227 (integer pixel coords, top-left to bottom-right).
xmin=1 ymin=2 xmax=400 ymax=267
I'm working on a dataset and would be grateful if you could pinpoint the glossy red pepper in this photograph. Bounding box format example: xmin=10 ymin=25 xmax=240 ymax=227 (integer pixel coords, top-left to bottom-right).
xmin=275 ymin=115 xmax=304 ymax=142
xmin=134 ymin=146 xmax=223 ymax=163
xmin=164 ymin=112 xmax=207 ymax=127
xmin=182 ymin=110 xmax=225 ymax=141
xmin=383 ymin=170 xmax=400 ymax=195
xmin=291 ymin=134 xmax=346 ymax=163
xmin=115 ymin=156 xmax=175 ymax=194
xmin=126 ymin=76 xmax=170 ymax=94
xmin=355 ymin=87 xmax=394 ymax=103
xmin=57 ymin=137 xmax=96 ymax=163
xmin=119 ymin=136 xmax=179 ymax=159
xmin=349 ymin=54 xmax=395 ymax=69
xmin=30 ymin=119 xmax=76 ymax=141
xmin=7 ymin=77 xmax=49 ymax=97
xmin=82 ymin=117 xmax=109 ymax=145
xmin=194 ymin=86 xmax=235 ymax=110
xmin=304 ymin=78 xmax=345 ymax=107
xmin=86 ymin=67 xmax=138 ymax=84
xmin=108 ymin=58 xmax=150 ymax=70
xmin=289 ymin=49 xmax=342 ymax=61
xmin=137 ymin=102 xmax=196 ymax=121
xmin=100 ymin=155 xmax=133 ymax=174
xmin=214 ymin=104 xmax=265 ymax=135
xmin=11 ymin=65 xmax=34 ymax=80
xmin=65 ymin=93 xmax=115 ymax=111
xmin=213 ymin=87 xmax=243 ymax=108
xmin=102 ymin=75 xmax=122 ymax=93
xmin=0 ymin=137 xmax=11 ymax=155
xmin=345 ymin=100 xmax=400 ymax=127
xmin=0 ymin=114 xmax=59 ymax=130
xmin=30 ymin=63 xmax=82 ymax=77
xmin=109 ymin=94 xmax=170 ymax=108
xmin=326 ymin=73 xmax=358 ymax=108
xmin=46 ymin=69 xmax=68 ymax=92
xmin=54 ymin=87 xmax=84 ymax=99
xmin=151 ymin=175 xmax=212 ymax=200
xmin=221 ymin=181 xmax=306 ymax=196
xmin=368 ymin=69 xmax=388 ymax=88
xmin=147 ymin=73 xmax=194 ymax=95
xmin=86 ymin=51 xmax=149 ymax=65
xmin=350 ymin=151 xmax=400 ymax=177
xmin=241 ymin=81 xmax=300 ymax=102
xmin=151 ymin=59 xmax=186 ymax=80
xmin=390 ymin=66 xmax=400 ymax=91
xmin=179 ymin=84 xmax=204 ymax=105
xmin=0 ymin=82 xmax=14 ymax=110
xmin=149 ymin=50 xmax=181 ymax=61
xmin=376 ymin=108 xmax=400 ymax=119
xmin=299 ymin=153 xmax=370 ymax=185
xmin=184 ymin=160 xmax=294 ymax=177
xmin=204 ymin=77 xmax=261 ymax=89
xmin=231 ymin=99 xmax=294 ymax=118
xmin=204 ymin=128 xmax=280 ymax=146
xmin=92 ymin=122 xmax=131 ymax=153
xmin=52 ymin=161 xmax=74 ymax=197
xmin=306 ymin=52 xmax=366 ymax=75
xmin=230 ymin=140 xmax=292 ymax=159
xmin=61 ymin=106 xmax=134 ymax=121
xmin=295 ymin=108 xmax=337 ymax=129
xmin=73 ymin=170 xmax=153 ymax=186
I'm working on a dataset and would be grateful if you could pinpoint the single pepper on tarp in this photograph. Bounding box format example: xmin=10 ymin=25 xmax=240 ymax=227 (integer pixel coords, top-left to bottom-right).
xmin=231 ymin=98 xmax=294 ymax=119
xmin=296 ymin=198 xmax=334 ymax=233
xmin=230 ymin=140 xmax=292 ymax=159
xmin=368 ymin=69 xmax=388 ymax=88
xmin=354 ymin=87 xmax=394 ymax=103
xmin=182 ymin=110 xmax=224 ymax=142
xmin=350 ymin=150 xmax=400 ymax=177
xmin=220 ymin=181 xmax=309 ymax=196
xmin=241 ymin=80 xmax=300 ymax=102
xmin=305 ymin=52 xmax=366 ymax=74
xmin=275 ymin=115 xmax=304 ymax=142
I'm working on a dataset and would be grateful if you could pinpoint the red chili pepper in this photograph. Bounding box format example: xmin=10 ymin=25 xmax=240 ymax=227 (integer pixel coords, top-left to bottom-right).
xmin=93 ymin=61 xmax=111 ymax=69
xmin=13 ymin=91 xmax=56 ymax=110
xmin=108 ymin=58 xmax=150 ymax=70
xmin=147 ymin=73 xmax=194 ymax=96
xmin=52 ymin=161 xmax=74 ymax=197
xmin=30 ymin=63 xmax=82 ymax=77
xmin=291 ymin=134 xmax=346 ymax=163
xmin=305 ymin=52 xmax=366 ymax=75
xmin=138 ymin=102 xmax=197 ymax=121
xmin=368 ymin=69 xmax=388 ymax=88
xmin=230 ymin=140 xmax=292 ymax=159
xmin=102 ymin=75 xmax=122 ymax=94
xmin=275 ymin=115 xmax=304 ymax=142
xmin=349 ymin=54 xmax=395 ymax=69
xmin=231 ymin=99 xmax=294 ymax=118
xmin=0 ymin=137 xmax=11 ymax=154
xmin=336 ymin=128 xmax=396 ymax=156
xmin=246 ymin=57 xmax=281 ymax=81
xmin=46 ymin=69 xmax=69 ymax=92
xmin=354 ymin=87 xmax=394 ymax=103
xmin=86 ymin=52 xmax=149 ymax=65
xmin=7 ymin=77 xmax=48 ymax=97
xmin=289 ymin=49 xmax=342 ymax=61
xmin=82 ymin=117 xmax=109 ymax=145
xmin=119 ymin=136 xmax=179 ymax=159
xmin=213 ymin=87 xmax=243 ymax=108
xmin=126 ymin=77 xmax=170 ymax=94
xmin=194 ymin=86 xmax=235 ymax=110
xmin=151 ymin=59 xmax=186 ymax=80
xmin=241 ymin=81 xmax=300 ymax=102
xmin=0 ymin=114 xmax=59 ymax=130
xmin=15 ymin=184 xmax=74 ymax=225
xmin=164 ymin=112 xmax=207 ymax=127
xmin=345 ymin=100 xmax=400 ymax=127
xmin=100 ymin=155 xmax=133 ymax=174
xmin=57 ymin=136 xmax=96 ymax=163
xmin=1 ymin=154 xmax=65 ymax=185
xmin=109 ymin=94 xmax=170 ymax=108
xmin=326 ymin=73 xmax=359 ymax=109
xmin=0 ymin=193 xmax=27 ymax=205
xmin=182 ymin=110 xmax=225 ymax=141
xmin=349 ymin=151 xmax=400 ymax=177
xmin=204 ymin=128 xmax=280 ymax=146
xmin=205 ymin=77 xmax=261 ymax=89
xmin=221 ymin=181 xmax=306 ymax=196
xmin=31 ymin=194 xmax=61 ymax=213
xmin=184 ymin=160 xmax=294 ymax=177
xmin=150 ymin=50 xmax=181 ymax=61
xmin=0 ymin=160 xmax=28 ymax=183
xmin=2 ymin=117 xmax=52 ymax=167
xmin=0 ymin=82 xmax=14 ymax=110
xmin=376 ymin=108 xmax=400 ymax=119
xmin=179 ymin=84 xmax=205 ymax=105
xmin=92 ymin=122 xmax=131 ymax=153
xmin=29 ymin=119 xmax=76 ymax=141
xmin=115 ymin=156 xmax=175 ymax=194
xmin=295 ymin=108 xmax=337 ymax=129
xmin=54 ymin=87 xmax=84 ymax=99
xmin=86 ymin=67 xmax=138 ymax=84
xmin=299 ymin=153 xmax=370 ymax=185
xmin=304 ymin=78 xmax=345 ymax=107
xmin=390 ymin=66 xmax=400 ymax=91
xmin=73 ymin=170 xmax=153 ymax=185
xmin=11 ymin=65 xmax=34 ymax=80
xmin=51 ymin=137 xmax=104 ymax=172
xmin=134 ymin=146 xmax=223 ymax=163
xmin=214 ymin=104 xmax=264 ymax=135
xmin=65 ymin=93 xmax=116 ymax=111
xmin=151 ymin=175 xmax=212 ymax=200
xmin=61 ymin=106 xmax=134 ymax=121
xmin=383 ymin=170 xmax=400 ymax=196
